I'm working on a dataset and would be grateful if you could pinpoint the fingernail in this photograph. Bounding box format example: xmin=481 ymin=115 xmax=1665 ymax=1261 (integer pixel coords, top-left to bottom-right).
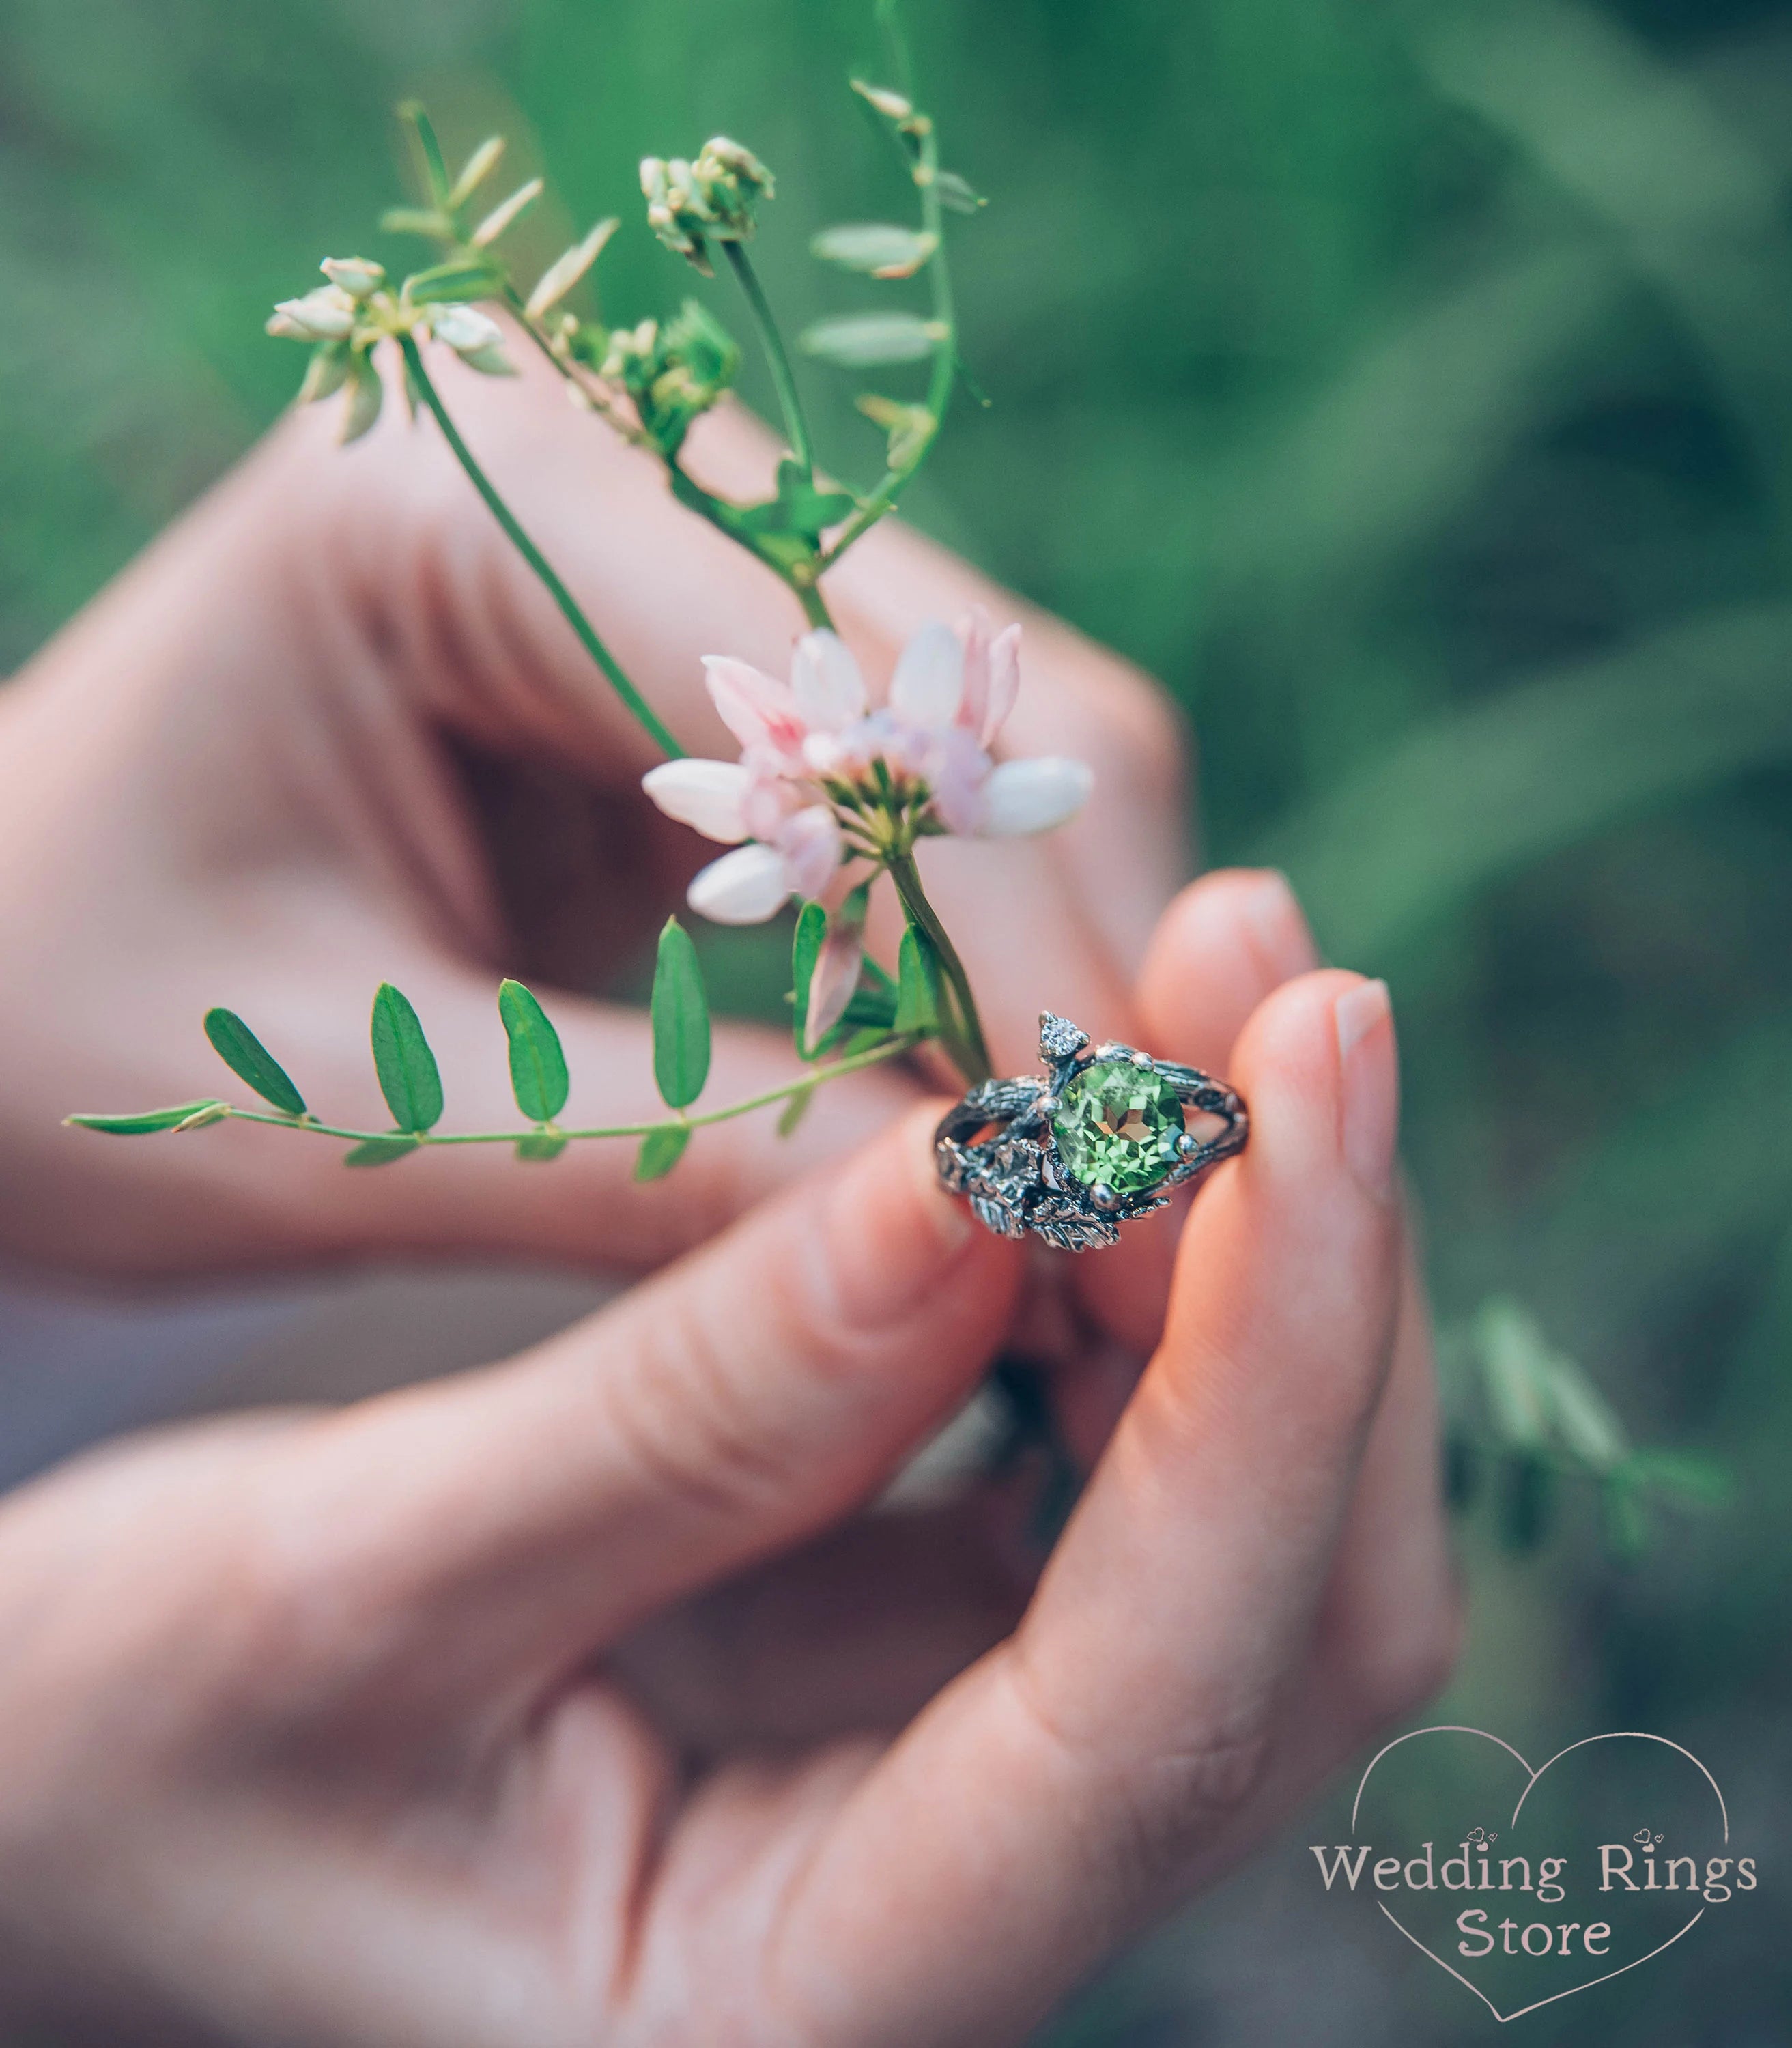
xmin=1240 ymin=870 xmax=1321 ymax=985
xmin=1335 ymin=978 xmax=1397 ymax=1200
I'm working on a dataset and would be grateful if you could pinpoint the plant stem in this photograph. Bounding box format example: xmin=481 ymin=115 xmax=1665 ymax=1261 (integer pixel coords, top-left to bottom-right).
xmin=722 ymin=241 xmax=814 ymax=477
xmin=399 ymin=333 xmax=683 ymax=759
xmin=794 ymin=575 xmax=835 ymax=629
xmin=817 ymin=52 xmax=956 ymax=569
xmin=213 ymin=1033 xmax=917 ymax=1149
xmin=886 ymin=849 xmax=992 ymax=1084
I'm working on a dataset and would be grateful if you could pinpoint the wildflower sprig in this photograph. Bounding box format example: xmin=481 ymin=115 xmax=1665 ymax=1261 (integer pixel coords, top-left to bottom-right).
xmin=69 ymin=920 xmax=929 ymax=1179
xmin=83 ymin=0 xmax=1040 ymax=1189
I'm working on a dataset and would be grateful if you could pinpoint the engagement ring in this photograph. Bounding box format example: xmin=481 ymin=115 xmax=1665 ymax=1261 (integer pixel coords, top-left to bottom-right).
xmin=935 ymin=1012 xmax=1248 ymax=1251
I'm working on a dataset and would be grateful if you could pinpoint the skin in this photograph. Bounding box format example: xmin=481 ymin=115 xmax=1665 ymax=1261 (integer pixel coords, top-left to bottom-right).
xmin=0 ymin=354 xmax=1455 ymax=2040
xmin=0 ymin=939 xmax=1455 ymax=2047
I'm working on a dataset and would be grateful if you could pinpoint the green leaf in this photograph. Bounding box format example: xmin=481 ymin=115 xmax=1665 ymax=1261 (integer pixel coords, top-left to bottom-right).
xmin=840 ymin=982 xmax=899 ymax=1032
xmin=735 ymin=458 xmax=856 ymax=547
xmin=470 ymin=177 xmax=543 ymax=249
xmin=790 ymin=900 xmax=827 ymax=1057
xmin=838 ymin=1026 xmax=892 ymax=1057
xmin=516 ymin=1129 xmax=569 ymax=1162
xmin=524 ymin=219 xmax=619 ymax=319
xmin=1602 ymin=1473 xmax=1651 ymax=1563
xmin=397 ymin=100 xmax=452 ymax=207
xmin=800 ymin=311 xmax=942 ymax=367
xmin=1476 ymin=1298 xmax=1550 ymax=1448
xmin=344 ymin=1135 xmax=421 ymax=1167
xmin=202 ymin=1007 xmax=307 ymax=1115
xmin=1545 ymin=1355 xmax=1629 ymax=1470
xmin=934 ymin=170 xmax=986 ymax=215
xmin=651 ymin=918 xmax=711 ymax=1108
xmin=810 ymin=222 xmax=938 ymax=277
xmin=894 ymin=926 xmax=941 ymax=1034
xmin=370 ymin=983 xmax=444 ymax=1133
xmin=634 ymin=1124 xmax=690 ymax=1180
xmin=66 ymin=1098 xmax=227 ymax=1137
xmin=380 ymin=205 xmax=453 ymax=239
xmin=497 ymin=979 xmax=569 ymax=1123
xmin=446 ymin=134 xmax=505 ymax=211
xmin=776 ymin=1087 xmax=815 ymax=1139
xmin=403 ymin=259 xmax=500 ymax=305
xmin=1621 ymin=1449 xmax=1733 ymax=1505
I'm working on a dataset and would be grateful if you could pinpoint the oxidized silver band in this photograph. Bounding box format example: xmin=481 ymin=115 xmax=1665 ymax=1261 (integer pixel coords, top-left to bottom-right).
xmin=935 ymin=1012 xmax=1248 ymax=1251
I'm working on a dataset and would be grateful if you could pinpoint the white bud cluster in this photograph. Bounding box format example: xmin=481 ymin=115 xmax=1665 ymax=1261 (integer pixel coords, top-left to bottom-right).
xmin=640 ymin=135 xmax=774 ymax=271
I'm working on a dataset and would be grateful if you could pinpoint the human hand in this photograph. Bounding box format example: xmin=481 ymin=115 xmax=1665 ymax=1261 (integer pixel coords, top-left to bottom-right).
xmin=0 ymin=351 xmax=1184 ymax=1279
xmin=0 ymin=890 xmax=1454 ymax=2047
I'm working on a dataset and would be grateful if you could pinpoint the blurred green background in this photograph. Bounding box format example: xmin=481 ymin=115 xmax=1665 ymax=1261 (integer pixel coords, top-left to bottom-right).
xmin=3 ymin=0 xmax=1789 ymax=2038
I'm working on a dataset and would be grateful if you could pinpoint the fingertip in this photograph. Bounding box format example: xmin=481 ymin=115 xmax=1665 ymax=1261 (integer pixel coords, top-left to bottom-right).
xmin=1229 ymin=967 xmax=1362 ymax=1098
xmin=1137 ymin=868 xmax=1319 ymax=1074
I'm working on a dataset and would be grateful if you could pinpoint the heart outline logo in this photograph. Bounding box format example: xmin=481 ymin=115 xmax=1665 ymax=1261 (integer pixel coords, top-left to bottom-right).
xmin=1350 ymin=1726 xmax=1729 ymax=2023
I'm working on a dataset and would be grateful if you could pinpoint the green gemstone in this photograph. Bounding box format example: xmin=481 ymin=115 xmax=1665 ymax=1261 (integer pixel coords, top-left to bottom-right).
xmin=1052 ymin=1059 xmax=1183 ymax=1197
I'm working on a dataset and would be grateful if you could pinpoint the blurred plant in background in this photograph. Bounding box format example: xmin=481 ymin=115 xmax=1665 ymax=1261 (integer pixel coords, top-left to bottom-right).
xmin=4 ymin=0 xmax=1791 ymax=2040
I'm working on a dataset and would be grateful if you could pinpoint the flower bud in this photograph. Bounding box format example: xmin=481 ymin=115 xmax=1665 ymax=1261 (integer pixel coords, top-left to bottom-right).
xmin=319 ymin=256 xmax=386 ymax=299
xmin=270 ymin=284 xmax=356 ymax=341
xmin=851 ymin=79 xmax=914 ymax=122
xmin=431 ymin=300 xmax=516 ymax=376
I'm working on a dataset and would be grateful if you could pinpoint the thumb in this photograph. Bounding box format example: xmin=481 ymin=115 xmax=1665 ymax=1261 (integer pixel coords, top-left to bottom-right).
xmin=251 ymin=1104 xmax=1022 ymax=1712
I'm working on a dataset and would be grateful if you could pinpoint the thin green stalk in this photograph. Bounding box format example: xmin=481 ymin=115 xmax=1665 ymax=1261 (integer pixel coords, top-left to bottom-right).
xmin=818 ymin=48 xmax=956 ymax=569
xmin=215 ymin=1033 xmax=917 ymax=1148
xmin=793 ymin=575 xmax=835 ymax=629
xmin=722 ymin=241 xmax=814 ymax=477
xmin=399 ymin=333 xmax=683 ymax=759
xmin=886 ymin=849 xmax=991 ymax=1084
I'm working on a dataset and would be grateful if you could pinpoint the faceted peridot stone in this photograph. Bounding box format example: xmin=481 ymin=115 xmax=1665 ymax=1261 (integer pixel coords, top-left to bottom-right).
xmin=1052 ymin=1059 xmax=1183 ymax=1196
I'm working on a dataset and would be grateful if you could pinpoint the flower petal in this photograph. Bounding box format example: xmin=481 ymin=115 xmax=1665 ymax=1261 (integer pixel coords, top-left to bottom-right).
xmin=804 ymin=926 xmax=864 ymax=1051
xmin=982 ymin=622 xmax=1022 ymax=748
xmin=776 ymin=804 xmax=844 ymax=900
xmin=980 ymin=756 xmax=1093 ymax=836
xmin=925 ymin=727 xmax=992 ymax=836
xmin=702 ymin=656 xmax=805 ymax=758
xmin=791 ymin=630 xmax=868 ymax=732
xmin=888 ymin=620 xmax=965 ymax=731
xmin=956 ymin=607 xmax=992 ymax=740
xmin=741 ymin=755 xmax=805 ymax=840
xmin=686 ymin=842 xmax=793 ymax=924
xmin=641 ymin=759 xmax=751 ymax=842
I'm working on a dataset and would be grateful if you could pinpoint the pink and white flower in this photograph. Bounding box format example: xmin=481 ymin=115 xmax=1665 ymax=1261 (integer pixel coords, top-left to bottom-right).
xmin=642 ymin=613 xmax=1094 ymax=1044
xmin=643 ymin=613 xmax=1091 ymax=917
